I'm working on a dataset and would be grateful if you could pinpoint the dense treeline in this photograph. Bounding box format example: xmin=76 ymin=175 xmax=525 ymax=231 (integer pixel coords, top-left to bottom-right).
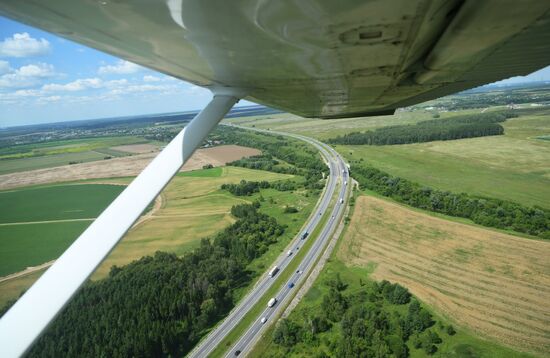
xmin=213 ymin=127 xmax=327 ymax=190
xmin=23 ymin=203 xmax=284 ymax=357
xmin=221 ymin=179 xmax=298 ymax=196
xmin=272 ymin=277 xmax=454 ymax=356
xmin=352 ymin=164 xmax=550 ymax=239
xmin=327 ymin=112 xmax=515 ymax=145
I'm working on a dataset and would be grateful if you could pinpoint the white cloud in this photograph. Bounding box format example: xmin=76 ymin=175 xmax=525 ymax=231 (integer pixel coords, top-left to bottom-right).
xmin=13 ymin=89 xmax=42 ymax=97
xmin=0 ymin=60 xmax=11 ymax=75
xmin=143 ymin=75 xmax=161 ymax=82
xmin=0 ymin=33 xmax=51 ymax=58
xmin=43 ymin=78 xmax=103 ymax=92
xmin=0 ymin=63 xmax=55 ymax=88
xmin=37 ymin=95 xmax=62 ymax=104
xmin=42 ymin=78 xmax=129 ymax=92
xmin=109 ymin=83 xmax=175 ymax=95
xmin=98 ymin=60 xmax=143 ymax=75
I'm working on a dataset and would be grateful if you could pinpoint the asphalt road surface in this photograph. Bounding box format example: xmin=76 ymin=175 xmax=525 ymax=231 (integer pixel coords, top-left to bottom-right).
xmin=188 ymin=127 xmax=349 ymax=358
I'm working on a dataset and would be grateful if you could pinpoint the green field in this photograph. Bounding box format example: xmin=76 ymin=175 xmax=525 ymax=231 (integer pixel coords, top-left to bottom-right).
xmin=177 ymin=166 xmax=223 ymax=177
xmin=0 ymin=136 xmax=147 ymax=160
xmin=336 ymin=113 xmax=550 ymax=209
xmin=0 ymin=136 xmax=151 ymax=174
xmin=0 ymin=151 xmax=110 ymax=175
xmin=229 ymin=107 xmax=550 ymax=209
xmin=0 ymin=222 xmax=91 ymax=277
xmin=0 ymin=184 xmax=124 ymax=223
xmin=0 ymin=184 xmax=124 ymax=276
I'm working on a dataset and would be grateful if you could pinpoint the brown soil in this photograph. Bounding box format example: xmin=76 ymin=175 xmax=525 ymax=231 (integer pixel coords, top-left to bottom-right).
xmin=0 ymin=145 xmax=260 ymax=190
xmin=339 ymin=195 xmax=550 ymax=355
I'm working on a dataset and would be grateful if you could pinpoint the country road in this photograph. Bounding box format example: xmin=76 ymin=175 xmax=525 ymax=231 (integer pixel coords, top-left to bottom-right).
xmin=188 ymin=126 xmax=349 ymax=358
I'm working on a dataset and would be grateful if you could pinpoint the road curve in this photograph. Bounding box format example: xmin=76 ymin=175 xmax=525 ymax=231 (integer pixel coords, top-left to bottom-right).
xmin=187 ymin=126 xmax=349 ymax=358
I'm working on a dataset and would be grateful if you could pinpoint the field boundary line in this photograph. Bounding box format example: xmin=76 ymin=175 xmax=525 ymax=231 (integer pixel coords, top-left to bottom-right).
xmin=0 ymin=218 xmax=95 ymax=226
xmin=0 ymin=261 xmax=55 ymax=283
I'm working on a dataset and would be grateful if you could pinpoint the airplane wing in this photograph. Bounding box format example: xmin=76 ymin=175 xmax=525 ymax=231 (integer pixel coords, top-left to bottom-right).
xmin=1 ymin=0 xmax=549 ymax=118
xmin=0 ymin=0 xmax=550 ymax=356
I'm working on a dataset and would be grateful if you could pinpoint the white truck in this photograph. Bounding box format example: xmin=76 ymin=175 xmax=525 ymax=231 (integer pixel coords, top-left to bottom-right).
xmin=268 ymin=266 xmax=279 ymax=277
xmin=267 ymin=297 xmax=277 ymax=308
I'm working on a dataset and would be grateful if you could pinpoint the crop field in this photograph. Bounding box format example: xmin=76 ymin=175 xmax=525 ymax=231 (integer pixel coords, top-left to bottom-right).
xmin=337 ymin=112 xmax=550 ymax=208
xmin=0 ymin=151 xmax=109 ymax=175
xmin=230 ymin=107 xmax=550 ymax=209
xmin=339 ymin=195 xmax=550 ymax=355
xmin=226 ymin=111 xmax=429 ymax=139
xmin=178 ymin=166 xmax=223 ymax=177
xmin=0 ymin=144 xmax=261 ymax=190
xmin=91 ymin=166 xmax=311 ymax=279
xmin=0 ymin=184 xmax=124 ymax=277
xmin=0 ymin=136 xmax=148 ymax=160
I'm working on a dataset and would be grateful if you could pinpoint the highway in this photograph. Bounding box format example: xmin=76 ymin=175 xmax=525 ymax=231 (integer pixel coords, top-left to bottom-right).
xmin=188 ymin=127 xmax=349 ymax=358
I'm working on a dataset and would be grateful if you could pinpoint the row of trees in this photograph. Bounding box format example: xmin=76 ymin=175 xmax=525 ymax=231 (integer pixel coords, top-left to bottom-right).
xmin=213 ymin=127 xmax=327 ymax=190
xmin=327 ymin=112 xmax=515 ymax=145
xmin=23 ymin=202 xmax=285 ymax=357
xmin=272 ymin=277 xmax=453 ymax=357
xmin=221 ymin=179 xmax=298 ymax=196
xmin=352 ymin=164 xmax=550 ymax=239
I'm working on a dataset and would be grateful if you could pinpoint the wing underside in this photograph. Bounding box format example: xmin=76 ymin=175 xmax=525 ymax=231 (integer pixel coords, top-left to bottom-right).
xmin=1 ymin=0 xmax=549 ymax=118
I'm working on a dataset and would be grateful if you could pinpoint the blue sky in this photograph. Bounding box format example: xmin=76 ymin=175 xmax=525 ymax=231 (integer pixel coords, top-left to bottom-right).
xmin=0 ymin=16 xmax=549 ymax=128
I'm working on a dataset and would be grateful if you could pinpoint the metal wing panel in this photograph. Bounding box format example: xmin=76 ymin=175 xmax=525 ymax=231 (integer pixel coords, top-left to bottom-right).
xmin=0 ymin=0 xmax=549 ymax=116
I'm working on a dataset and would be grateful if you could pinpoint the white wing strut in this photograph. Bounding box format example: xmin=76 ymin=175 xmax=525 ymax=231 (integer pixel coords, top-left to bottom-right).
xmin=0 ymin=93 xmax=240 ymax=357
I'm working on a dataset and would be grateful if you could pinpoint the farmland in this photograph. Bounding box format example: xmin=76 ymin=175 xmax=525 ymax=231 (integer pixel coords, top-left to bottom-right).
xmin=0 ymin=184 xmax=125 ymax=277
xmin=0 ymin=136 xmax=151 ymax=174
xmin=339 ymin=195 xmax=550 ymax=355
xmin=90 ymin=166 xmax=314 ymax=279
xmin=337 ymin=112 xmax=550 ymax=209
xmin=0 ymin=136 xmax=150 ymax=160
xmin=0 ymin=144 xmax=261 ymax=190
xmin=254 ymin=204 xmax=531 ymax=358
xmin=230 ymin=107 xmax=550 ymax=209
xmin=0 ymin=165 xmax=316 ymax=306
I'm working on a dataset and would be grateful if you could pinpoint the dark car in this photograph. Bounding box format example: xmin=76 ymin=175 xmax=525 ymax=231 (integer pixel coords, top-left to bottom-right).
xmin=235 ymin=350 xmax=241 ymax=356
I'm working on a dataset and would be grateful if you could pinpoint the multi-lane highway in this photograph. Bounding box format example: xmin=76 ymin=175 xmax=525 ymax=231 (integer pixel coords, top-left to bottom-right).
xmin=188 ymin=127 xmax=349 ymax=358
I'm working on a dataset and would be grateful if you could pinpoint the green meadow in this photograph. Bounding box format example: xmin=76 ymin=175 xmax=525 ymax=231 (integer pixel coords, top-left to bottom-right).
xmin=0 ymin=184 xmax=124 ymax=276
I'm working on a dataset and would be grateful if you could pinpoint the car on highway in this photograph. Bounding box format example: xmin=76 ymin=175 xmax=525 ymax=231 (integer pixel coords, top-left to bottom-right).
xmin=267 ymin=297 xmax=277 ymax=307
xmin=260 ymin=317 xmax=267 ymax=324
xmin=287 ymin=250 xmax=292 ymax=257
xmin=288 ymin=282 xmax=295 ymax=288
xmin=234 ymin=350 xmax=241 ymax=356
xmin=268 ymin=266 xmax=279 ymax=277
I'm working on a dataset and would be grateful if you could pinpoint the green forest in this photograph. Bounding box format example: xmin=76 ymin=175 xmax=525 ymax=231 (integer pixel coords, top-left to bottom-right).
xmin=221 ymin=179 xmax=298 ymax=196
xmin=327 ymin=112 xmax=514 ymax=145
xmin=270 ymin=277 xmax=453 ymax=357
xmin=351 ymin=164 xmax=550 ymax=239
xmin=11 ymin=202 xmax=284 ymax=357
